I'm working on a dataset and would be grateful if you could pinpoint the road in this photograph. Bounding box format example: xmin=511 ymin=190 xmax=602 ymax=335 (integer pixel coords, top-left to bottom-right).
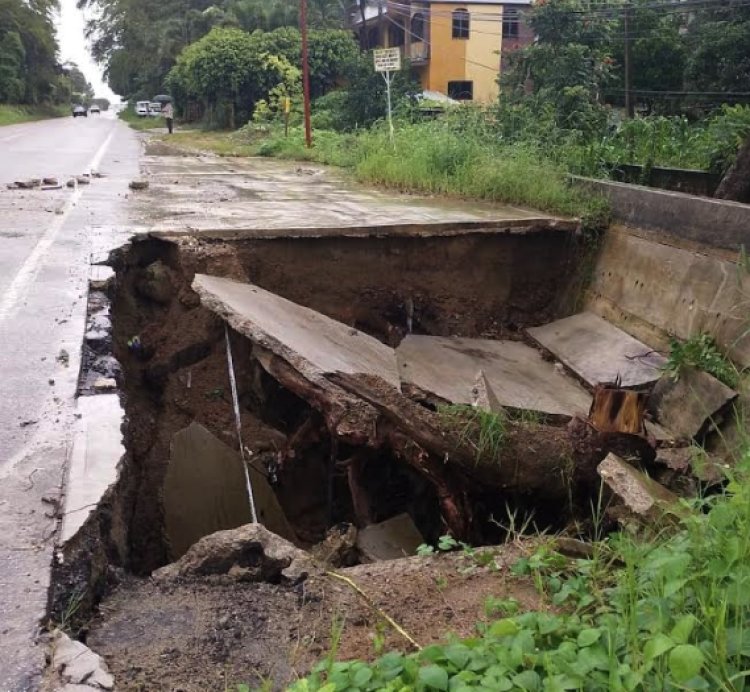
xmin=0 ymin=112 xmax=140 ymax=691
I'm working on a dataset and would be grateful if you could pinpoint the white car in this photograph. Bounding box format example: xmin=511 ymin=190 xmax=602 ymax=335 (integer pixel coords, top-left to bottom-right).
xmin=149 ymin=102 xmax=163 ymax=116
xmin=135 ymin=101 xmax=150 ymax=117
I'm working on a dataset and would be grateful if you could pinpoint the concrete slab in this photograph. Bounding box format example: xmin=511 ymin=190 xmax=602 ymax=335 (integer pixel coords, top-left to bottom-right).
xmin=598 ymin=453 xmax=681 ymax=526
xmin=193 ymin=274 xmax=400 ymax=388
xmin=140 ymin=156 xmax=571 ymax=236
xmin=60 ymin=394 xmax=125 ymax=544
xmin=397 ymin=335 xmax=592 ymax=417
xmin=528 ymin=312 xmax=667 ymax=388
xmin=356 ymin=513 xmax=425 ymax=562
xmin=649 ymin=368 xmax=737 ymax=440
xmin=165 ymin=423 xmax=296 ymax=560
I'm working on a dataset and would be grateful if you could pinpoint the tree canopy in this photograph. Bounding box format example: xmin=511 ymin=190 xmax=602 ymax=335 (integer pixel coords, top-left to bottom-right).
xmin=0 ymin=0 xmax=66 ymax=104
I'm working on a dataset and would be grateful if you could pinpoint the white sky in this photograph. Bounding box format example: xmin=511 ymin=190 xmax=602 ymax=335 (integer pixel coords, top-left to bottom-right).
xmin=56 ymin=0 xmax=119 ymax=102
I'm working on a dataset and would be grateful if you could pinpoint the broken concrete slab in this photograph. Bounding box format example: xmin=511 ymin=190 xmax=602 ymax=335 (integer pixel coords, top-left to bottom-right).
xmin=649 ymin=367 xmax=737 ymax=440
xmin=471 ymin=370 xmax=503 ymax=413
xmin=356 ymin=513 xmax=425 ymax=562
xmin=164 ymin=422 xmax=296 ymax=559
xmin=154 ymin=523 xmax=314 ymax=584
xmin=193 ymin=274 xmax=400 ymax=388
xmin=598 ymin=453 xmax=682 ymax=526
xmin=60 ymin=395 xmax=125 ymax=544
xmin=528 ymin=312 xmax=667 ymax=388
xmin=397 ymin=335 xmax=591 ymax=417
xmin=52 ymin=630 xmax=114 ymax=689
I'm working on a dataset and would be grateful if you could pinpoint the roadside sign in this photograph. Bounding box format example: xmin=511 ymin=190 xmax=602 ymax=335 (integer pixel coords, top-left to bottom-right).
xmin=373 ymin=47 xmax=402 ymax=73
xmin=373 ymin=48 xmax=401 ymax=144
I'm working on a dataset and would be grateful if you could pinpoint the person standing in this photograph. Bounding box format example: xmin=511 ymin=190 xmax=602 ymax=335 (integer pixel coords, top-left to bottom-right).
xmin=162 ymin=101 xmax=174 ymax=134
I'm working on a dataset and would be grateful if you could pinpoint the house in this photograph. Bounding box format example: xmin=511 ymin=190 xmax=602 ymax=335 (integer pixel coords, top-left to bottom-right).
xmin=351 ymin=0 xmax=534 ymax=103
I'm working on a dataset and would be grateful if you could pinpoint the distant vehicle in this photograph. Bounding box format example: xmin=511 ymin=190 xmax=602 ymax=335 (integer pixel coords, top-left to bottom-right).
xmin=148 ymin=102 xmax=163 ymax=116
xmin=135 ymin=101 xmax=150 ymax=117
xmin=89 ymin=105 xmax=101 ymax=114
xmin=72 ymin=105 xmax=87 ymax=118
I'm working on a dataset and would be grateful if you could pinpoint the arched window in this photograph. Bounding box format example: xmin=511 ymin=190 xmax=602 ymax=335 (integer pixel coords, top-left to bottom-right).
xmin=411 ymin=12 xmax=426 ymax=42
xmin=452 ymin=8 xmax=470 ymax=39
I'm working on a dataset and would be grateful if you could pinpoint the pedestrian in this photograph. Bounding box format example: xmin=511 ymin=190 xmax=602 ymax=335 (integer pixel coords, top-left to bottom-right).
xmin=162 ymin=101 xmax=174 ymax=134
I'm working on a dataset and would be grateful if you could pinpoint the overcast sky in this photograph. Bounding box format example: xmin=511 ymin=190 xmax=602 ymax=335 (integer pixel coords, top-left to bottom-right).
xmin=56 ymin=0 xmax=119 ymax=102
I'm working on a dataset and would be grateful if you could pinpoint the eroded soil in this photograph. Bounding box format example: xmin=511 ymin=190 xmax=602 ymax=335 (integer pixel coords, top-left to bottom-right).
xmin=88 ymin=547 xmax=543 ymax=691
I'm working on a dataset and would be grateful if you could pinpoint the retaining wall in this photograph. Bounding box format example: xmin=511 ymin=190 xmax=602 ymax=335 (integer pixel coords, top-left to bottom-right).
xmin=574 ymin=176 xmax=750 ymax=252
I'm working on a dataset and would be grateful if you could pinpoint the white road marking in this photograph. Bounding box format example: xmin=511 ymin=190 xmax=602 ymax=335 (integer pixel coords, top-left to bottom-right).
xmin=0 ymin=127 xmax=115 ymax=323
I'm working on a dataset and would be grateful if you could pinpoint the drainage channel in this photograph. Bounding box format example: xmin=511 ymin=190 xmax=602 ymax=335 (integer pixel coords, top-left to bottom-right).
xmin=47 ymin=225 xmax=725 ymax=689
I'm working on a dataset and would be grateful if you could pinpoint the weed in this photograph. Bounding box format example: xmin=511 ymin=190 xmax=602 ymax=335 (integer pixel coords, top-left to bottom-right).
xmin=437 ymin=404 xmax=507 ymax=465
xmin=664 ymin=332 xmax=740 ymax=388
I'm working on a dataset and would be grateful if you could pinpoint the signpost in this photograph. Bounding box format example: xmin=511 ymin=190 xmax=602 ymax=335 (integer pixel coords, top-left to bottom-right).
xmin=373 ymin=47 xmax=401 ymax=144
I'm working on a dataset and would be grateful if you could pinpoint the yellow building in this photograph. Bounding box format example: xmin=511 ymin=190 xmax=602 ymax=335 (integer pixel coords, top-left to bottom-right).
xmin=353 ymin=0 xmax=533 ymax=103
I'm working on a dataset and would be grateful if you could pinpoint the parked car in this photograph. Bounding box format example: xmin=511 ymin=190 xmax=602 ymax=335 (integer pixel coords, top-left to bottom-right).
xmin=149 ymin=102 xmax=163 ymax=116
xmin=90 ymin=105 xmax=101 ymax=114
xmin=135 ymin=101 xmax=150 ymax=117
xmin=72 ymin=105 xmax=87 ymax=118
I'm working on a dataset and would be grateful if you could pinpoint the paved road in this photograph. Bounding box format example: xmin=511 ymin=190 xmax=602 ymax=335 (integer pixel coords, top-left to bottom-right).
xmin=0 ymin=113 xmax=140 ymax=691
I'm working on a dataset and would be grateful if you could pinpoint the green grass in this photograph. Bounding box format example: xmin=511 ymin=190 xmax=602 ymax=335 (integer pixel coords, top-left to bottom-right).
xmin=0 ymin=104 xmax=68 ymax=127
xmin=665 ymin=333 xmax=741 ymax=389
xmin=118 ymin=108 xmax=170 ymax=132
xmin=287 ymin=431 xmax=750 ymax=691
xmin=438 ymin=404 xmax=508 ymax=465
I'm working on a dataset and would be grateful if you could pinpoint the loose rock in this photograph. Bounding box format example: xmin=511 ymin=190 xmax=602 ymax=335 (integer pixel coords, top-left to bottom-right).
xmin=153 ymin=523 xmax=315 ymax=584
xmin=129 ymin=179 xmax=149 ymax=191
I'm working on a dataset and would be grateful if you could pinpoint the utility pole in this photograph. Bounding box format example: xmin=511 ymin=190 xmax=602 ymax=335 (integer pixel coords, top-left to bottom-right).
xmin=300 ymin=0 xmax=313 ymax=147
xmin=623 ymin=3 xmax=634 ymax=118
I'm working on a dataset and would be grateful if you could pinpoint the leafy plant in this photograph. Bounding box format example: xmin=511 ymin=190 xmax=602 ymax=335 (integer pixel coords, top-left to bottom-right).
xmin=291 ymin=441 xmax=750 ymax=691
xmin=664 ymin=332 xmax=740 ymax=388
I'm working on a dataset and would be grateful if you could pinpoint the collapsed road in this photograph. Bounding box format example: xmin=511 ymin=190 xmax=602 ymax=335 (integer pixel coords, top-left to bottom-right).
xmin=37 ymin=149 xmax=749 ymax=690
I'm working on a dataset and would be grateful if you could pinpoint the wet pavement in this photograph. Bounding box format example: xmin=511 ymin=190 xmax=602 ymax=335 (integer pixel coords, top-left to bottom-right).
xmin=0 ymin=113 xmax=140 ymax=691
xmin=139 ymin=153 xmax=563 ymax=234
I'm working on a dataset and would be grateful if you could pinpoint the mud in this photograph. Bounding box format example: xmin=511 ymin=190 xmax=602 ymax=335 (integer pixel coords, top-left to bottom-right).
xmin=87 ymin=547 xmax=542 ymax=691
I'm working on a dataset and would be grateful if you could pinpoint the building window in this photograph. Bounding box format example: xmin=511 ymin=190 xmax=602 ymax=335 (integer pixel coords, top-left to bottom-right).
xmin=452 ymin=8 xmax=470 ymax=39
xmin=411 ymin=12 xmax=426 ymax=41
xmin=503 ymin=8 xmax=519 ymax=38
xmin=389 ymin=22 xmax=405 ymax=47
xmin=448 ymin=80 xmax=474 ymax=100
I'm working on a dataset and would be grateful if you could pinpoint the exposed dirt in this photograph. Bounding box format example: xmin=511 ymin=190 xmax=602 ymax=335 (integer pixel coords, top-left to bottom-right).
xmin=87 ymin=546 xmax=543 ymax=691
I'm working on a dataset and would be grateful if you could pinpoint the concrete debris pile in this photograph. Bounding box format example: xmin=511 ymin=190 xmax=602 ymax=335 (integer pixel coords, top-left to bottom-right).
xmin=188 ymin=276 xmax=736 ymax=546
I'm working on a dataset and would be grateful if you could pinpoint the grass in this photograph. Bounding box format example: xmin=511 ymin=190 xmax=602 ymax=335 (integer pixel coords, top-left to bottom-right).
xmin=288 ymin=431 xmax=750 ymax=691
xmin=0 ymin=104 xmax=68 ymax=127
xmin=665 ymin=333 xmax=741 ymax=389
xmin=438 ymin=404 xmax=508 ymax=465
xmin=149 ymin=120 xmax=610 ymax=229
xmin=118 ymin=108 xmax=171 ymax=132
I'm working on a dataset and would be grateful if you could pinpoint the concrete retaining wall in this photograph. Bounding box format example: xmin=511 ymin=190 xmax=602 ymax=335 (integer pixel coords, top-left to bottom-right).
xmin=586 ymin=227 xmax=750 ymax=368
xmin=574 ymin=176 xmax=750 ymax=252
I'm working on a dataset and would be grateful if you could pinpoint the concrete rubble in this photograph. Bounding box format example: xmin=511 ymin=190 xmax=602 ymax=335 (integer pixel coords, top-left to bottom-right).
xmin=649 ymin=367 xmax=737 ymax=439
xmin=528 ymin=311 xmax=668 ymax=388
xmin=598 ymin=453 xmax=682 ymax=526
xmin=397 ymin=334 xmax=592 ymax=417
xmin=51 ymin=631 xmax=114 ymax=690
xmin=357 ymin=513 xmax=425 ymax=562
xmin=165 ymin=422 xmax=297 ymax=559
xmin=153 ymin=523 xmax=315 ymax=584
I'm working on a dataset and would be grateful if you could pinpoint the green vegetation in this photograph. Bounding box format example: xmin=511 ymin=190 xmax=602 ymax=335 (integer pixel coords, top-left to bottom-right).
xmin=289 ymin=437 xmax=750 ymax=691
xmin=0 ymin=103 xmax=67 ymax=127
xmin=438 ymin=404 xmax=508 ymax=465
xmin=665 ymin=333 xmax=741 ymax=389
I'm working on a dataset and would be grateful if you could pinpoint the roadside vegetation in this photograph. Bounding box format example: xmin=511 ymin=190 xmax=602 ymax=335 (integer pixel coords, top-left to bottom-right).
xmin=287 ymin=427 xmax=750 ymax=691
xmin=0 ymin=103 xmax=68 ymax=127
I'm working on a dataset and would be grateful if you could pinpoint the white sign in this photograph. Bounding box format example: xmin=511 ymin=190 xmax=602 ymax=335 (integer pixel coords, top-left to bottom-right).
xmin=373 ymin=47 xmax=402 ymax=73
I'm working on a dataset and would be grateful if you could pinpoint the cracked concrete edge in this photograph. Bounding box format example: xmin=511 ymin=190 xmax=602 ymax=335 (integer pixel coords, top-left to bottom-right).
xmin=147 ymin=217 xmax=579 ymax=242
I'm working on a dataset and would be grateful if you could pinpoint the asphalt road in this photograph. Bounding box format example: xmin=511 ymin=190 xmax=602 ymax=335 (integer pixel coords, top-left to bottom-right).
xmin=0 ymin=112 xmax=140 ymax=691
